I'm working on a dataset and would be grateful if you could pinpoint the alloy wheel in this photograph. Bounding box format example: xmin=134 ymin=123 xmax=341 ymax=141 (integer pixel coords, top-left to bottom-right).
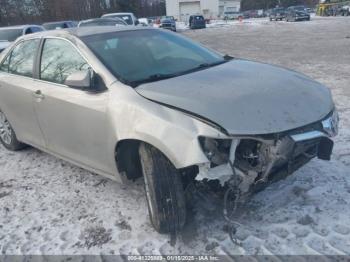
xmin=0 ymin=112 xmax=12 ymax=145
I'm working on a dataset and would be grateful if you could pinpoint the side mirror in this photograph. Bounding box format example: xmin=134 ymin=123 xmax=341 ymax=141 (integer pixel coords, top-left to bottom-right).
xmin=135 ymin=19 xmax=140 ymax=25
xmin=65 ymin=70 xmax=92 ymax=90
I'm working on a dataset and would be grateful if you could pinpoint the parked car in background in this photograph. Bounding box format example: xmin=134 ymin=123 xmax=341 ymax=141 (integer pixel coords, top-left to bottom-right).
xmin=285 ymin=9 xmax=310 ymax=21
xmin=0 ymin=27 xmax=338 ymax=235
xmin=43 ymin=21 xmax=77 ymax=30
xmin=287 ymin=5 xmax=307 ymax=12
xmin=160 ymin=16 xmax=176 ymax=32
xmin=242 ymin=11 xmax=251 ymax=19
xmin=0 ymin=25 xmax=44 ymax=52
xmin=148 ymin=16 xmax=161 ymax=26
xmin=138 ymin=18 xmax=150 ymax=26
xmin=247 ymin=10 xmax=258 ymax=18
xmin=269 ymin=8 xmax=287 ymax=21
xmin=224 ymin=11 xmax=244 ymax=20
xmin=189 ymin=15 xmax=206 ymax=29
xmin=305 ymin=7 xmax=314 ymax=13
xmin=102 ymin=13 xmax=139 ymax=26
xmin=78 ymin=18 xmax=127 ymax=27
xmin=340 ymin=5 xmax=350 ymax=16
xmin=257 ymin=9 xmax=265 ymax=17
xmin=265 ymin=9 xmax=273 ymax=17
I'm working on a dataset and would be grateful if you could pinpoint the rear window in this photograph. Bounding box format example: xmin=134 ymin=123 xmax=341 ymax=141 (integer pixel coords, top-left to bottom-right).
xmin=80 ymin=20 xmax=121 ymax=27
xmin=0 ymin=29 xmax=22 ymax=42
xmin=111 ymin=15 xmax=133 ymax=25
xmin=43 ymin=23 xmax=66 ymax=30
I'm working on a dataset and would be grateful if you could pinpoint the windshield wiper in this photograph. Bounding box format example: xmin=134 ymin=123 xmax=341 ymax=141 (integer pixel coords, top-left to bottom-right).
xmin=130 ymin=73 xmax=178 ymax=87
xmin=131 ymin=60 xmax=230 ymax=87
xmin=177 ymin=60 xmax=228 ymax=75
xmin=224 ymin=54 xmax=234 ymax=61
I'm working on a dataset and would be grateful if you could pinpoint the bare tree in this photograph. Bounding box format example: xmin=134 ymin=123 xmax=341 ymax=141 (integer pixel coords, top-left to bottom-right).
xmin=0 ymin=0 xmax=166 ymax=26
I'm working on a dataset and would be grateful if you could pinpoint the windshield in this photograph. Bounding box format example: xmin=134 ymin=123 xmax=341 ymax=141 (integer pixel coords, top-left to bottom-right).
xmin=113 ymin=15 xmax=133 ymax=25
xmin=82 ymin=29 xmax=226 ymax=86
xmin=0 ymin=28 xmax=22 ymax=42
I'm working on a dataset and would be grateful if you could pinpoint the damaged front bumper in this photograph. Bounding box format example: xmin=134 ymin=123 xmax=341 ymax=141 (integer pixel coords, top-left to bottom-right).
xmin=195 ymin=110 xmax=339 ymax=194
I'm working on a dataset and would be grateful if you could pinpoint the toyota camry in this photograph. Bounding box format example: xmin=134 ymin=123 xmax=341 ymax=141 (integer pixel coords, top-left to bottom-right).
xmin=0 ymin=27 xmax=338 ymax=235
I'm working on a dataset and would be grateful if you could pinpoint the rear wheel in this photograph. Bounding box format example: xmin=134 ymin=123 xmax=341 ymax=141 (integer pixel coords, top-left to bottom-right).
xmin=139 ymin=143 xmax=186 ymax=234
xmin=0 ymin=111 xmax=26 ymax=151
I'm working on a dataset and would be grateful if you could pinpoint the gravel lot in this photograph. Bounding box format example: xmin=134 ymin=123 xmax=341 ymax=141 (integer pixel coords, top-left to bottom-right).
xmin=0 ymin=16 xmax=350 ymax=256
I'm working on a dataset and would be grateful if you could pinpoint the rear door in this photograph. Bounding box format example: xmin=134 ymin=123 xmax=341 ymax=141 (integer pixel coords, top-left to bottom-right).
xmin=33 ymin=38 xmax=110 ymax=172
xmin=0 ymin=39 xmax=46 ymax=147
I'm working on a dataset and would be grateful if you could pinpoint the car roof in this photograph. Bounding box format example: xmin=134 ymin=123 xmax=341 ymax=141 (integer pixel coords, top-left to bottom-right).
xmin=102 ymin=13 xmax=134 ymax=16
xmin=78 ymin=18 xmax=127 ymax=27
xmin=20 ymin=26 xmax=154 ymax=40
xmin=42 ymin=21 xmax=74 ymax=25
xmin=80 ymin=17 xmax=123 ymax=23
xmin=0 ymin=25 xmax=42 ymax=30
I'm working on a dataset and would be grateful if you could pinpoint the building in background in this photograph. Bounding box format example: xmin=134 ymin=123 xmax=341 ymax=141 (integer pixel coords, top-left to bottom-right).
xmin=166 ymin=0 xmax=241 ymax=21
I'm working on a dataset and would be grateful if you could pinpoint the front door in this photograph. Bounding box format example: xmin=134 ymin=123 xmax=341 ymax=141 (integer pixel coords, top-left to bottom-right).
xmin=33 ymin=38 xmax=110 ymax=173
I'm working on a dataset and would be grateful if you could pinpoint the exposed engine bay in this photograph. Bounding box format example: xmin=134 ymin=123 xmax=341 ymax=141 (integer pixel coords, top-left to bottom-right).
xmin=196 ymin=129 xmax=335 ymax=196
xmin=192 ymin=112 xmax=338 ymax=237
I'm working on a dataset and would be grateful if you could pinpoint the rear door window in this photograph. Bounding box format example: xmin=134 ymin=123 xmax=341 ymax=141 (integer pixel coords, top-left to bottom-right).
xmin=1 ymin=39 xmax=40 ymax=77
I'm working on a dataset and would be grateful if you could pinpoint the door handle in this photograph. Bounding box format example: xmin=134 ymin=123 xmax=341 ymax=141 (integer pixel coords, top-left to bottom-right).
xmin=33 ymin=90 xmax=45 ymax=100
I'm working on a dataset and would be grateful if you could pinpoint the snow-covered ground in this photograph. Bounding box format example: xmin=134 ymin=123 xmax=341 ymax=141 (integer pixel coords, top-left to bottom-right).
xmin=176 ymin=17 xmax=271 ymax=31
xmin=0 ymin=16 xmax=350 ymax=256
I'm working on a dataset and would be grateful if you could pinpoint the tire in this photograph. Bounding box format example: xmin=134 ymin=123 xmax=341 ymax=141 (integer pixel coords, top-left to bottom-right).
xmin=139 ymin=143 xmax=186 ymax=234
xmin=0 ymin=111 xmax=26 ymax=151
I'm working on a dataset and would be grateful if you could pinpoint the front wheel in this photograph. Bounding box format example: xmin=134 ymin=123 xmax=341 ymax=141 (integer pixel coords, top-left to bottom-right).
xmin=139 ymin=143 xmax=186 ymax=234
xmin=0 ymin=111 xmax=26 ymax=151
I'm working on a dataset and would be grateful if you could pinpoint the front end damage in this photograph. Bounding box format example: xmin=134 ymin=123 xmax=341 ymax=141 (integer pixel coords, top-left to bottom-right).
xmin=195 ymin=110 xmax=339 ymax=196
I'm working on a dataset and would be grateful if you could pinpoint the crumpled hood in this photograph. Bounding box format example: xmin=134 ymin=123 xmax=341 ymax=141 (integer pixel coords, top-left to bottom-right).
xmin=0 ymin=41 xmax=10 ymax=52
xmin=136 ymin=60 xmax=334 ymax=135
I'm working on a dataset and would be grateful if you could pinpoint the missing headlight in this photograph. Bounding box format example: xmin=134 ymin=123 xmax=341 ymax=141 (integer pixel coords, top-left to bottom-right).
xmin=198 ymin=137 xmax=232 ymax=166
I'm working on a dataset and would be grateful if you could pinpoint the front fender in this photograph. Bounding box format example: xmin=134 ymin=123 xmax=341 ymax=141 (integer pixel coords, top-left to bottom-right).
xmin=107 ymin=83 xmax=227 ymax=169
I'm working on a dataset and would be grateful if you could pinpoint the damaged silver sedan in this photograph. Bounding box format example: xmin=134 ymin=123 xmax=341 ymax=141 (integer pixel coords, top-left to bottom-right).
xmin=0 ymin=27 xmax=338 ymax=234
